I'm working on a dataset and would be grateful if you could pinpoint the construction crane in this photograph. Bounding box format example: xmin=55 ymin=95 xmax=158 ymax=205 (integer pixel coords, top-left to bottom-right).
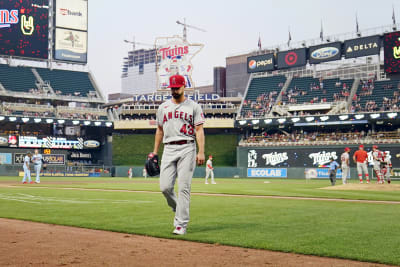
xmin=176 ymin=18 xmax=206 ymax=41
xmin=123 ymin=36 xmax=154 ymax=51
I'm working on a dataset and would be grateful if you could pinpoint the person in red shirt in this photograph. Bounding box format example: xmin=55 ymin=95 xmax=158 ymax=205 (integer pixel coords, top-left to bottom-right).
xmin=353 ymin=144 xmax=369 ymax=183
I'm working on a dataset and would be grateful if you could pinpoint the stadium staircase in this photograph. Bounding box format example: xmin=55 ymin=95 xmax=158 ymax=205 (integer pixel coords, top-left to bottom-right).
xmin=32 ymin=68 xmax=55 ymax=95
xmin=347 ymin=78 xmax=360 ymax=108
xmin=36 ymin=68 xmax=96 ymax=97
xmin=240 ymin=75 xmax=286 ymax=118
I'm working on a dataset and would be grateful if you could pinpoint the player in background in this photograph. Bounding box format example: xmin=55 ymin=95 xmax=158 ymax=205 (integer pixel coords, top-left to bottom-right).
xmin=328 ymin=157 xmax=339 ymax=186
xmin=340 ymin=147 xmax=351 ymax=184
xmin=128 ymin=167 xmax=133 ymax=179
xmin=32 ymin=149 xmax=42 ymax=184
xmin=143 ymin=168 xmax=147 ymax=179
xmin=353 ymin=144 xmax=369 ymax=183
xmin=381 ymin=152 xmax=392 ymax=184
xmin=372 ymin=145 xmax=384 ymax=184
xmin=205 ymin=155 xmax=216 ymax=184
xmin=152 ymin=74 xmax=205 ymax=235
xmin=22 ymin=152 xmax=33 ymax=184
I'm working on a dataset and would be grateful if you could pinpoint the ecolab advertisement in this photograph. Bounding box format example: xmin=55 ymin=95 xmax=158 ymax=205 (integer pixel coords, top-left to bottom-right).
xmin=55 ymin=28 xmax=87 ymax=62
xmin=247 ymin=53 xmax=275 ymax=73
xmin=55 ymin=0 xmax=88 ymax=31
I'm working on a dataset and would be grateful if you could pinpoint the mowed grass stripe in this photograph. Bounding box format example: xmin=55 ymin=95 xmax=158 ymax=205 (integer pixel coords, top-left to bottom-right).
xmin=6 ymin=185 xmax=400 ymax=205
xmin=0 ymin=187 xmax=399 ymax=265
xmin=3 ymin=177 xmax=400 ymax=202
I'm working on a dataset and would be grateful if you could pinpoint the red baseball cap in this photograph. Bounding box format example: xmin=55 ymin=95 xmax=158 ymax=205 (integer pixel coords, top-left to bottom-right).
xmin=373 ymin=145 xmax=378 ymax=149
xmin=168 ymin=74 xmax=186 ymax=88
xmin=209 ymin=155 xmax=213 ymax=158
xmin=345 ymin=147 xmax=351 ymax=151
xmin=359 ymin=144 xmax=364 ymax=148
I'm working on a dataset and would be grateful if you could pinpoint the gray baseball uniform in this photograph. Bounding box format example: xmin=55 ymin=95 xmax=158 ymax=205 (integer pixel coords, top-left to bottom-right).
xmin=205 ymin=159 xmax=215 ymax=184
xmin=340 ymin=152 xmax=350 ymax=184
xmin=32 ymin=153 xmax=42 ymax=183
xmin=157 ymin=98 xmax=204 ymax=230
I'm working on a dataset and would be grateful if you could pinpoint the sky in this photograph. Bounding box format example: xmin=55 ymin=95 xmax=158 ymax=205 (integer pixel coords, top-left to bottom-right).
xmin=87 ymin=0 xmax=398 ymax=97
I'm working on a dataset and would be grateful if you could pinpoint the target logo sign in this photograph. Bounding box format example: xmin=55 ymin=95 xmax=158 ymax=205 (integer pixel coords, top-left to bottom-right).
xmin=285 ymin=51 xmax=298 ymax=66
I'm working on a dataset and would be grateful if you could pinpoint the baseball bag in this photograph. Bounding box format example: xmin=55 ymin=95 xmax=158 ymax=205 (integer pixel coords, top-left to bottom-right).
xmin=145 ymin=153 xmax=160 ymax=176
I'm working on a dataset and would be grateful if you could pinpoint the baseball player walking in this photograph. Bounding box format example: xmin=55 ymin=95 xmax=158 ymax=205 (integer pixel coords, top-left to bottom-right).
xmin=152 ymin=74 xmax=205 ymax=235
xmin=128 ymin=167 xmax=133 ymax=179
xmin=22 ymin=152 xmax=32 ymax=184
xmin=32 ymin=149 xmax=42 ymax=183
xmin=353 ymin=145 xmax=369 ymax=183
xmin=340 ymin=147 xmax=351 ymax=184
xmin=205 ymin=155 xmax=216 ymax=184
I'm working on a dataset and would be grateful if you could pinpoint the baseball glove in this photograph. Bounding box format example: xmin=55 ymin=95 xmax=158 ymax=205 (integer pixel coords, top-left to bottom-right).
xmin=145 ymin=153 xmax=160 ymax=177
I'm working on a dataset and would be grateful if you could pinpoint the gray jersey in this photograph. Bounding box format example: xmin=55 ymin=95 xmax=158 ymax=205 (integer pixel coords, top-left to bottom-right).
xmin=32 ymin=154 xmax=42 ymax=165
xmin=156 ymin=99 xmax=204 ymax=144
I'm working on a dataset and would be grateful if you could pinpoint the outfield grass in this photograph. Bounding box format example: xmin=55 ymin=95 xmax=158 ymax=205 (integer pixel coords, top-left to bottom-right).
xmin=1 ymin=177 xmax=400 ymax=265
xmin=4 ymin=176 xmax=400 ymax=202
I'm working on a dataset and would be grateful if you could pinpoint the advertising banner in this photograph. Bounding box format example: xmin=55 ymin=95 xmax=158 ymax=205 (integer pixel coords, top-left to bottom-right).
xmin=0 ymin=0 xmax=49 ymax=59
xmin=244 ymin=146 xmax=400 ymax=168
xmin=55 ymin=0 xmax=88 ymax=31
xmin=305 ymin=168 xmax=343 ymax=179
xmin=18 ymin=136 xmax=85 ymax=149
xmin=276 ymin=48 xmax=306 ymax=69
xmin=0 ymin=153 xmax=12 ymax=164
xmin=247 ymin=53 xmax=275 ymax=73
xmin=0 ymin=136 xmax=8 ymax=147
xmin=42 ymin=154 xmax=65 ymax=165
xmin=55 ymin=28 xmax=87 ymax=62
xmin=384 ymin=31 xmax=400 ymax=73
xmin=344 ymin=35 xmax=381 ymax=58
xmin=247 ymin=168 xmax=287 ymax=178
xmin=308 ymin=42 xmax=342 ymax=64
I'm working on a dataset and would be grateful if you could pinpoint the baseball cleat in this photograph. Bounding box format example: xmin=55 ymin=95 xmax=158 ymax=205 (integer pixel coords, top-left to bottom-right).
xmin=205 ymin=182 xmax=209 ymax=184
xmin=22 ymin=181 xmax=27 ymax=184
xmin=29 ymin=181 xmax=34 ymax=184
xmin=173 ymin=226 xmax=186 ymax=235
xmin=35 ymin=181 xmax=40 ymax=184
xmin=212 ymin=182 xmax=217 ymax=184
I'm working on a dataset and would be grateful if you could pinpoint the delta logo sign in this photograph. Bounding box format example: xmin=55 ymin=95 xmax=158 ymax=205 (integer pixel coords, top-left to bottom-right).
xmin=0 ymin=9 xmax=19 ymax=28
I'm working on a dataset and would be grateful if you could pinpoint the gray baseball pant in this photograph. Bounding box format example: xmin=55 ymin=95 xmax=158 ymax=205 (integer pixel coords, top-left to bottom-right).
xmin=160 ymin=143 xmax=196 ymax=229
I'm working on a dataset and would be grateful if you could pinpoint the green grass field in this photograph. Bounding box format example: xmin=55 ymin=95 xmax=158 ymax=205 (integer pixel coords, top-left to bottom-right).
xmin=0 ymin=177 xmax=399 ymax=265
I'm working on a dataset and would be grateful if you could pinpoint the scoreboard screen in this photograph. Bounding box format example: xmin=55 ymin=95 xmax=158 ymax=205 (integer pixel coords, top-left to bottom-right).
xmin=384 ymin=31 xmax=400 ymax=73
xmin=0 ymin=0 xmax=49 ymax=59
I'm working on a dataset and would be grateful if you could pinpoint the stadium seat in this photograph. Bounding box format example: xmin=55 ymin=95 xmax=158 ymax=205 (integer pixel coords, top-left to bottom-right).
xmin=0 ymin=64 xmax=37 ymax=92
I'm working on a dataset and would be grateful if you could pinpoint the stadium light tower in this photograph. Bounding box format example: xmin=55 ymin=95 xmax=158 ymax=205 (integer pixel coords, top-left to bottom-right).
xmin=176 ymin=18 xmax=206 ymax=41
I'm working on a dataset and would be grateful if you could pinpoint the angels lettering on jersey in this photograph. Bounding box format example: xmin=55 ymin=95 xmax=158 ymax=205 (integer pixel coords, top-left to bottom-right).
xmin=157 ymin=99 xmax=204 ymax=143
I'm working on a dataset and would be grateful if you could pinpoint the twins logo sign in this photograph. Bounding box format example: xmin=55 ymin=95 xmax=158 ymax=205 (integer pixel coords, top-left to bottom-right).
xmin=308 ymin=151 xmax=338 ymax=166
xmin=248 ymin=150 xmax=257 ymax=167
xmin=248 ymin=150 xmax=289 ymax=167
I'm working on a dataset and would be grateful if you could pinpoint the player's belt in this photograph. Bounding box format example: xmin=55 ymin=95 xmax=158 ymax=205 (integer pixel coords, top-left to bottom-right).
xmin=165 ymin=140 xmax=194 ymax=145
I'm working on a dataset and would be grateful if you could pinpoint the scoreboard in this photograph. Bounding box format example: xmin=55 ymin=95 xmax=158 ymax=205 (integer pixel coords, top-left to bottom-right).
xmin=0 ymin=0 xmax=49 ymax=59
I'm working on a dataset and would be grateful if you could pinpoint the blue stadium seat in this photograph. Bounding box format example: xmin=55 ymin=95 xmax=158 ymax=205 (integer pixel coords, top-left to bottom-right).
xmin=0 ymin=64 xmax=37 ymax=92
xmin=35 ymin=68 xmax=96 ymax=96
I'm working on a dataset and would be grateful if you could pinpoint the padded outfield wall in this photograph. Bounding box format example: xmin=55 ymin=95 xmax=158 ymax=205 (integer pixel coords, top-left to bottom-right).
xmin=237 ymin=144 xmax=400 ymax=179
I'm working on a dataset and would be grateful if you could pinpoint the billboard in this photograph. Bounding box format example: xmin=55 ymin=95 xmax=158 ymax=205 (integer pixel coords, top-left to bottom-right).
xmin=14 ymin=153 xmax=65 ymax=165
xmin=55 ymin=0 xmax=88 ymax=31
xmin=18 ymin=136 xmax=85 ymax=149
xmin=0 ymin=0 xmax=49 ymax=59
xmin=54 ymin=28 xmax=87 ymax=62
xmin=247 ymin=53 xmax=275 ymax=73
xmin=344 ymin=35 xmax=381 ymax=59
xmin=245 ymin=146 xmax=400 ymax=168
xmin=277 ymin=48 xmax=306 ymax=69
xmin=155 ymin=36 xmax=204 ymax=90
xmin=384 ymin=31 xmax=400 ymax=73
xmin=308 ymin=42 xmax=342 ymax=64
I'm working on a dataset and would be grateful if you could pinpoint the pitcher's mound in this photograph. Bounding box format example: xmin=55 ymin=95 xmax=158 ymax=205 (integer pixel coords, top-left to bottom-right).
xmin=322 ymin=183 xmax=400 ymax=191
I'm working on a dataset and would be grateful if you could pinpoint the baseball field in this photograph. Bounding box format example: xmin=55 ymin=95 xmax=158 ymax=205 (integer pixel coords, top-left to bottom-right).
xmin=0 ymin=177 xmax=399 ymax=266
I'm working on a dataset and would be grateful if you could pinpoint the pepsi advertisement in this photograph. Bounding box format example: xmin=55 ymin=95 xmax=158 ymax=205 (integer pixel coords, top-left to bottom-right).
xmin=0 ymin=0 xmax=49 ymax=59
xmin=277 ymin=48 xmax=306 ymax=69
xmin=344 ymin=35 xmax=381 ymax=59
xmin=384 ymin=31 xmax=400 ymax=74
xmin=308 ymin=42 xmax=342 ymax=64
xmin=247 ymin=53 xmax=275 ymax=73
